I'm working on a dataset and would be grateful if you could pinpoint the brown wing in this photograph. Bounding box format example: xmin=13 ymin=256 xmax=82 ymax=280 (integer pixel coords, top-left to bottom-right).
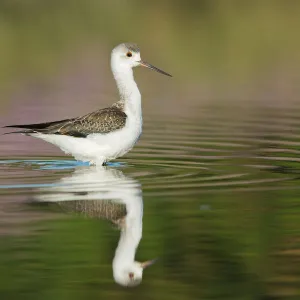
xmin=58 ymin=107 xmax=127 ymax=137
xmin=5 ymin=107 xmax=127 ymax=138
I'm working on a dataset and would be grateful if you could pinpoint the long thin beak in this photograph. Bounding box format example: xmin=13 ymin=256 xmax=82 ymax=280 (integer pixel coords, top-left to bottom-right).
xmin=139 ymin=61 xmax=172 ymax=77
xmin=140 ymin=258 xmax=158 ymax=269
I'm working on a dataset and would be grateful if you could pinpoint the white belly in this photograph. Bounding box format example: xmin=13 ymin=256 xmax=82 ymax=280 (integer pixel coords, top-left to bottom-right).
xmin=32 ymin=118 xmax=142 ymax=165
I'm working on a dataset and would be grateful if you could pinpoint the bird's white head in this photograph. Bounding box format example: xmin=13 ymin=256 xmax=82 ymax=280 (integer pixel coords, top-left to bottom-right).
xmin=111 ymin=43 xmax=172 ymax=77
xmin=113 ymin=259 xmax=157 ymax=287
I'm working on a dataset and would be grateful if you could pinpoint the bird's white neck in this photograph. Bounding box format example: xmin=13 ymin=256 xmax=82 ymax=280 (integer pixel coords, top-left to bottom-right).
xmin=111 ymin=64 xmax=142 ymax=116
xmin=113 ymin=191 xmax=143 ymax=269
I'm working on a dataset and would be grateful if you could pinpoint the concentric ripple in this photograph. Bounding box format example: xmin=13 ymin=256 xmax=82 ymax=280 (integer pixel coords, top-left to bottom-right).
xmin=1 ymin=105 xmax=300 ymax=199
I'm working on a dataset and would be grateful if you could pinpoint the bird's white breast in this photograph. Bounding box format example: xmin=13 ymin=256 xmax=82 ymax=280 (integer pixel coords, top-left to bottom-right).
xmin=88 ymin=110 xmax=142 ymax=161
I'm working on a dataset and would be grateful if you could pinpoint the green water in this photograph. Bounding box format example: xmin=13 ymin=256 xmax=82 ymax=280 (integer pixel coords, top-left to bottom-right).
xmin=2 ymin=104 xmax=300 ymax=299
xmin=1 ymin=1 xmax=300 ymax=299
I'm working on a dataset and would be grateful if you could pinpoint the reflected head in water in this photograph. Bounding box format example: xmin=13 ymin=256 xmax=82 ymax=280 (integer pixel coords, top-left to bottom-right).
xmin=113 ymin=259 xmax=157 ymax=287
xmin=35 ymin=165 xmax=157 ymax=287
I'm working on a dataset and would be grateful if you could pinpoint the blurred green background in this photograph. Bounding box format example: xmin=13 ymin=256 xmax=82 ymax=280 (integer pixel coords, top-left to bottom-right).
xmin=1 ymin=1 xmax=300 ymax=299
xmin=0 ymin=0 xmax=299 ymax=94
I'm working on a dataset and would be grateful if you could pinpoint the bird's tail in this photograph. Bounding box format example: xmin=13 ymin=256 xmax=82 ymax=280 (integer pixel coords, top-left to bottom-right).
xmin=3 ymin=125 xmax=35 ymax=135
xmin=3 ymin=130 xmax=32 ymax=135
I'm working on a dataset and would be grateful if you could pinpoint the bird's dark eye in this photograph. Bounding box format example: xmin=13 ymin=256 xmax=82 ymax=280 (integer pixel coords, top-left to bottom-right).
xmin=126 ymin=52 xmax=132 ymax=57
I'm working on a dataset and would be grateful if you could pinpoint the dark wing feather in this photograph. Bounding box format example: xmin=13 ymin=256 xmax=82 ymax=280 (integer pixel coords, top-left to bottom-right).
xmin=3 ymin=118 xmax=74 ymax=135
xmin=4 ymin=107 xmax=127 ymax=138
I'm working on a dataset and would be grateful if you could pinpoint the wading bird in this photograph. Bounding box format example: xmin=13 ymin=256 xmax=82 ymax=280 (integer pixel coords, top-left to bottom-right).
xmin=5 ymin=43 xmax=171 ymax=165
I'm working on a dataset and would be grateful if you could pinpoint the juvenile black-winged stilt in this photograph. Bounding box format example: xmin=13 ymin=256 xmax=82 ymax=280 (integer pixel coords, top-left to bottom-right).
xmin=5 ymin=43 xmax=172 ymax=165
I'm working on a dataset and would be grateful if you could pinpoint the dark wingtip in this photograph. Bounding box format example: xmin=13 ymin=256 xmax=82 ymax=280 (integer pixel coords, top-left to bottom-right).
xmin=3 ymin=124 xmax=33 ymax=135
xmin=4 ymin=124 xmax=30 ymax=129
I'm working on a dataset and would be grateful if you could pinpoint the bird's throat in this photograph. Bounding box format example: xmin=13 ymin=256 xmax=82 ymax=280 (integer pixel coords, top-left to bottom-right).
xmin=113 ymin=68 xmax=141 ymax=116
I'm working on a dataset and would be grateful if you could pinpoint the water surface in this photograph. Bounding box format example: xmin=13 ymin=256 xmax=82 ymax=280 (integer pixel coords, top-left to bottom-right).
xmin=1 ymin=104 xmax=300 ymax=299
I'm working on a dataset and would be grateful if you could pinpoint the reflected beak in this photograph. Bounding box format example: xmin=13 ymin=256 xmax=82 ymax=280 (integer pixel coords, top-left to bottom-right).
xmin=139 ymin=61 xmax=172 ymax=77
xmin=140 ymin=258 xmax=158 ymax=269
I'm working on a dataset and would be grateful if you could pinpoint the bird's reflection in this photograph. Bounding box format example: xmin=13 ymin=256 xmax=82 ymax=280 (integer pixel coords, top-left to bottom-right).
xmin=36 ymin=166 xmax=155 ymax=287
